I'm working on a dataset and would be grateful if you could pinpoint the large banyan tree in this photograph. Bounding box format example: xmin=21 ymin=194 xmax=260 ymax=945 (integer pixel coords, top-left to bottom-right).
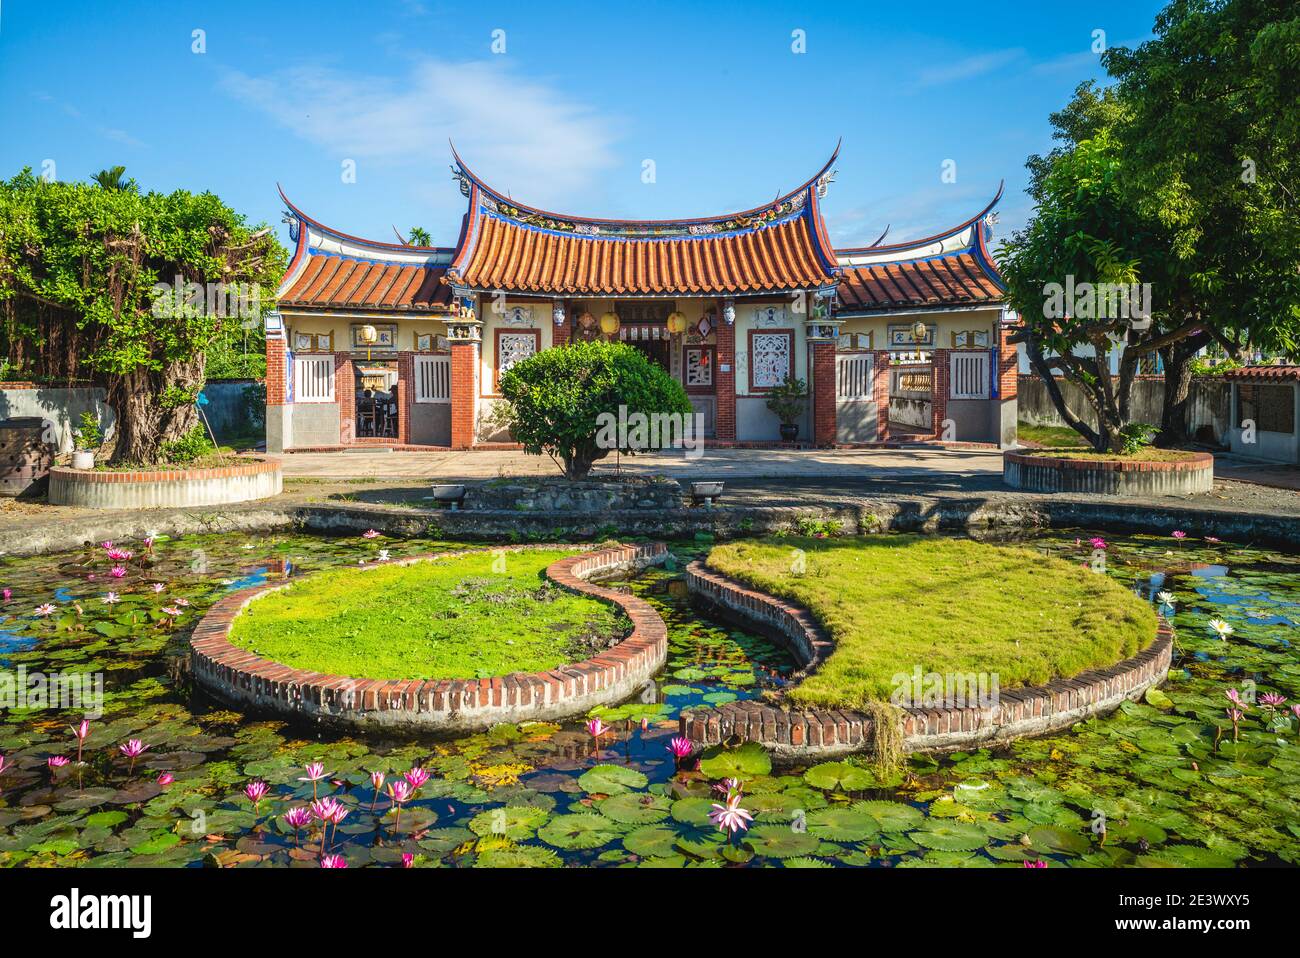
xmin=0 ymin=168 xmax=284 ymax=464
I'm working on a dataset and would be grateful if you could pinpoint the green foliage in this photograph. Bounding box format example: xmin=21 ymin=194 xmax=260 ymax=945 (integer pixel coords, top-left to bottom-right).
xmin=496 ymin=340 xmax=692 ymax=479
xmin=707 ymin=535 xmax=1155 ymax=708
xmin=1119 ymin=422 xmax=1160 ymax=455
xmin=763 ymin=375 xmax=809 ymax=425
xmin=227 ymin=549 xmax=622 ymax=680
xmin=159 ymin=424 xmax=215 ymax=464
xmin=0 ymin=167 xmax=285 ymax=463
xmin=72 ymin=411 xmax=101 ymax=451
xmin=406 ymin=226 xmax=432 ymax=246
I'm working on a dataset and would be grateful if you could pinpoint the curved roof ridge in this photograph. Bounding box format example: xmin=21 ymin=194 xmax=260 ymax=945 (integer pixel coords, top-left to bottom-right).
xmin=449 ymin=140 xmax=840 ymax=230
xmin=278 ymin=185 xmax=456 ymax=255
xmin=834 ymin=182 xmax=1003 ymax=257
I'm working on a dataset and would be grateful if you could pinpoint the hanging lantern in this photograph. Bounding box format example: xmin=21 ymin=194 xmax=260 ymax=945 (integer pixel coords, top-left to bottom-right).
xmin=599 ymin=311 xmax=621 ymax=336
xmin=666 ymin=311 xmax=688 ymax=335
xmin=910 ymin=320 xmax=928 ymax=342
xmin=359 ymin=324 xmax=378 ymax=345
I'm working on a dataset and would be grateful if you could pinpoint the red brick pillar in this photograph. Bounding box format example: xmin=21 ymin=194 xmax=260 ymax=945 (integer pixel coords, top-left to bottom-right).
xmin=553 ymin=301 xmax=570 ymax=347
xmin=811 ymin=341 xmax=837 ymax=446
xmin=335 ymin=352 xmax=355 ymax=444
xmin=998 ymin=334 xmax=1018 ymax=400
xmin=450 ymin=341 xmax=478 ymax=450
xmin=265 ymin=338 xmax=287 ymax=405
xmin=931 ymin=348 xmax=950 ymax=439
xmin=715 ymin=301 xmax=736 ymax=442
xmin=874 ymin=350 xmax=891 ymax=442
xmin=397 ymin=351 xmax=413 ymax=444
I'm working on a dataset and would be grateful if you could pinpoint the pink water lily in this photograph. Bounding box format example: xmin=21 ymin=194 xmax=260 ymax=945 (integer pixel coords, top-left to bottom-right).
xmin=106 ymin=548 xmax=132 ymax=562
xmin=70 ymin=719 xmax=90 ymax=763
xmin=244 ymin=779 xmax=271 ymax=810
xmin=369 ymin=770 xmax=385 ymax=810
xmin=151 ymin=583 xmax=165 ymax=593
xmin=362 ymin=529 xmax=380 ymax=539
xmin=157 ymin=772 xmax=174 ymax=787
xmin=1088 ymin=537 xmax=1107 ymax=550
xmin=299 ymin=762 xmax=330 ymax=800
xmin=402 ymin=852 xmax=415 ymax=868
xmin=1171 ymin=530 xmax=1186 ymax=540
xmin=404 ymin=766 xmax=429 ymax=791
xmin=109 ymin=566 xmax=127 ymax=579
xmin=708 ymin=793 xmax=754 ymax=836
xmin=118 ymin=739 xmax=149 ymax=772
xmin=2 ymin=588 xmax=11 ymax=602
xmin=668 ymin=736 xmax=694 ymax=760
xmin=48 ymin=755 xmax=70 ymax=769
xmin=1261 ymin=692 xmax=1287 ymax=710
xmin=102 ymin=592 xmax=120 ymax=604
xmin=282 ymin=806 xmax=311 ymax=845
xmin=173 ymin=597 xmax=190 ymax=607
xmin=0 ymin=754 xmax=7 ymax=776
xmin=586 ymin=718 xmax=607 ymax=738
xmin=35 ymin=603 xmax=57 ymax=618
xmin=712 ymin=777 xmax=743 ymax=798
xmin=320 ymin=854 xmax=348 ymax=868
xmin=1205 ymin=536 xmax=1221 ymax=544
xmin=1225 ymin=688 xmax=1247 ymax=708
xmin=1023 ymin=859 xmax=1047 ymax=868
xmin=386 ymin=780 xmax=413 ymax=833
xmin=100 ymin=541 xmax=114 ymax=550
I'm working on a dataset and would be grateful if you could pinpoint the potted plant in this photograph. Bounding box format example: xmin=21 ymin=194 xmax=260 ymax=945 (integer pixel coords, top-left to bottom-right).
xmin=71 ymin=411 xmax=101 ymax=470
xmin=764 ymin=375 xmax=809 ymax=442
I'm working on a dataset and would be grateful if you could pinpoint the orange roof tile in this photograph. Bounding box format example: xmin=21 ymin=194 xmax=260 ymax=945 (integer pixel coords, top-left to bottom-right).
xmin=1222 ymin=365 xmax=1300 ymax=382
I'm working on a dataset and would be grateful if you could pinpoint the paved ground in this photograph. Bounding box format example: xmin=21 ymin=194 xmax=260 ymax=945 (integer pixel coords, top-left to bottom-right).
xmin=270 ymin=446 xmax=1008 ymax=482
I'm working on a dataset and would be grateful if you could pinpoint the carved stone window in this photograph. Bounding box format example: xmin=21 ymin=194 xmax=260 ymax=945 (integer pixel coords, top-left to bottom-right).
xmin=684 ymin=346 xmax=715 ymax=393
xmin=749 ymin=329 xmax=794 ymax=391
xmin=494 ymin=329 xmax=540 ymax=391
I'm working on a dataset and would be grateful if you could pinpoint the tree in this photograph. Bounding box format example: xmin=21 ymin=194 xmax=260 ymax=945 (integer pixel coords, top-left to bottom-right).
xmin=999 ymin=128 xmax=1173 ymax=452
xmin=1104 ymin=0 xmax=1300 ymax=443
xmin=91 ymin=166 xmax=133 ymax=191
xmin=406 ymin=226 xmax=432 ymax=246
xmin=0 ymin=168 xmax=285 ymax=464
xmin=496 ymin=340 xmax=692 ymax=479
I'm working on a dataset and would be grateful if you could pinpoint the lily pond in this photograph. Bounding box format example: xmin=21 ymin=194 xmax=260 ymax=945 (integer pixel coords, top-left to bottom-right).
xmin=0 ymin=528 xmax=1296 ymax=868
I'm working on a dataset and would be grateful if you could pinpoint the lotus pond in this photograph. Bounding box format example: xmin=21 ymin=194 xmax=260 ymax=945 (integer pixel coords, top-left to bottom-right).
xmin=0 ymin=528 xmax=1297 ymax=868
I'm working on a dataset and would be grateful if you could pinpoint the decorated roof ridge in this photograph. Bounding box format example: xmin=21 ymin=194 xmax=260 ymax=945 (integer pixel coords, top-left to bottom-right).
xmin=277 ymin=185 xmax=456 ymax=257
xmin=834 ymin=181 xmax=1004 ymax=258
xmin=448 ymin=140 xmax=840 ymax=235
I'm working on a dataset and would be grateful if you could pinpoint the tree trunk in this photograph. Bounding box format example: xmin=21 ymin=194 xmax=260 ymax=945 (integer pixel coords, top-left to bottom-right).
xmin=105 ymin=357 xmax=206 ymax=465
xmin=1156 ymin=332 xmax=1209 ymax=447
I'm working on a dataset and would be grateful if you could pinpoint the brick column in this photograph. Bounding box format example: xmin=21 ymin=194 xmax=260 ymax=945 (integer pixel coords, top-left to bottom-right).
xmin=931 ymin=348 xmax=950 ymax=439
xmin=265 ymin=338 xmax=286 ymax=405
xmin=553 ymin=301 xmax=570 ymax=347
xmin=397 ymin=351 xmax=413 ymax=444
xmin=335 ymin=352 xmax=355 ymax=444
xmin=811 ymin=341 xmax=837 ymax=446
xmin=874 ymin=350 xmax=891 ymax=442
xmin=714 ymin=300 xmax=736 ymax=442
xmin=450 ymin=341 xmax=478 ymax=450
xmin=998 ymin=335 xmax=1018 ymax=400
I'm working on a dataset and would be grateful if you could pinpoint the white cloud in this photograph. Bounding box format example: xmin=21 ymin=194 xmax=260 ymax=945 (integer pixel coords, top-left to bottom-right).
xmin=220 ymin=58 xmax=619 ymax=208
xmin=914 ymin=48 xmax=1025 ymax=88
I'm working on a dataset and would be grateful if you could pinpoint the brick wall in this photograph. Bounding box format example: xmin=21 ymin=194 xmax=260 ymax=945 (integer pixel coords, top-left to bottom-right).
xmin=811 ymin=341 xmax=836 ymax=446
xmin=998 ymin=334 xmax=1018 ymax=400
xmin=450 ymin=341 xmax=478 ymax=450
xmin=931 ymin=347 xmax=950 ymax=437
xmin=334 ymin=352 xmax=355 ymax=443
xmin=715 ymin=304 xmax=736 ymax=441
xmin=397 ymin=351 xmax=413 ymax=444
xmin=265 ymin=338 xmax=286 ymax=405
xmin=874 ymin=350 xmax=891 ymax=440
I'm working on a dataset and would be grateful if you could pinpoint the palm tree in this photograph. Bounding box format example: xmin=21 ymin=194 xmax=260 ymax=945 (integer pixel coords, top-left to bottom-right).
xmin=407 ymin=226 xmax=432 ymax=246
xmin=91 ymin=166 xmax=131 ymax=190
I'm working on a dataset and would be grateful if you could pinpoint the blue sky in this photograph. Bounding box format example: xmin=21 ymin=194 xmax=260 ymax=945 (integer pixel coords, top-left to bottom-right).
xmin=1 ymin=0 xmax=1164 ymax=255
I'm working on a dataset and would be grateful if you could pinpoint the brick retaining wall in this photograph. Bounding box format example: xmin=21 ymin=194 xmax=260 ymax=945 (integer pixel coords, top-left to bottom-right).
xmin=190 ymin=541 xmax=669 ymax=731
xmin=1004 ymin=451 xmax=1214 ymax=496
xmin=49 ymin=456 xmax=282 ymax=509
xmin=682 ymin=560 xmax=1173 ymax=758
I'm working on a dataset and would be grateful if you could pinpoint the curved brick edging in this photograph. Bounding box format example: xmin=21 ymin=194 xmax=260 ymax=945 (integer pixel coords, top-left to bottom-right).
xmin=681 ymin=560 xmax=1173 ymax=758
xmin=1004 ymin=451 xmax=1213 ymax=497
xmin=188 ymin=541 xmax=668 ymax=732
xmin=49 ymin=456 xmax=282 ymax=509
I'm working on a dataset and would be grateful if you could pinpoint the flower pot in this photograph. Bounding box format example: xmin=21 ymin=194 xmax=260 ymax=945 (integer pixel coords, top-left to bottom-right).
xmin=430 ymin=483 xmax=466 ymax=509
xmin=779 ymin=423 xmax=799 ymax=443
xmin=71 ymin=450 xmax=95 ymax=470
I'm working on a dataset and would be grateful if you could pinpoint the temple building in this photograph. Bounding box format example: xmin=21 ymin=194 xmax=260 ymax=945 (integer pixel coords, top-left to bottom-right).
xmin=266 ymin=147 xmax=1017 ymax=452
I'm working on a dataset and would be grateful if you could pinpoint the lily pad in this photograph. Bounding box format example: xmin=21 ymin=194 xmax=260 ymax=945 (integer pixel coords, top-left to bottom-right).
xmin=538 ymin=813 xmax=623 ymax=850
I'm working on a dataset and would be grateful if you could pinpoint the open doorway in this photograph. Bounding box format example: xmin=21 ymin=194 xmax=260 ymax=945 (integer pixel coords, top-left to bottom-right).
xmin=355 ymin=360 xmax=399 ymax=438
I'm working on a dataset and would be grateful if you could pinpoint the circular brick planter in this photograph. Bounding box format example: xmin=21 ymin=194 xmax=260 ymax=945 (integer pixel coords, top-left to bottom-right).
xmin=189 ymin=542 xmax=669 ymax=732
xmin=681 ymin=560 xmax=1173 ymax=759
xmin=1003 ymin=450 xmax=1213 ymax=496
xmin=49 ymin=456 xmax=282 ymax=509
